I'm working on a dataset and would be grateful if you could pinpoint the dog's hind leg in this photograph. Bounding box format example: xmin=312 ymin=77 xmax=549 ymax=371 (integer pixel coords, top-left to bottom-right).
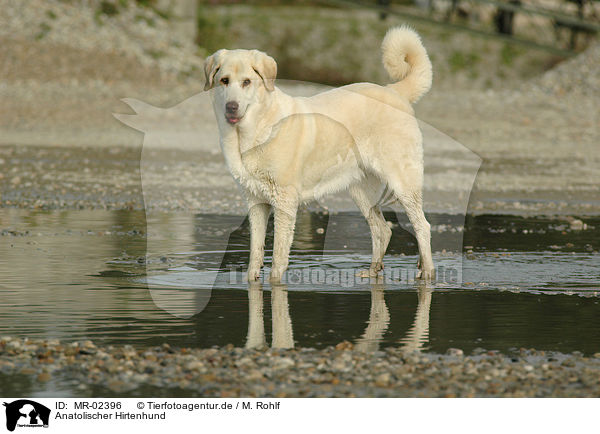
xmin=247 ymin=198 xmax=271 ymax=282
xmin=396 ymin=189 xmax=434 ymax=280
xmin=380 ymin=167 xmax=435 ymax=280
xmin=350 ymin=184 xmax=392 ymax=277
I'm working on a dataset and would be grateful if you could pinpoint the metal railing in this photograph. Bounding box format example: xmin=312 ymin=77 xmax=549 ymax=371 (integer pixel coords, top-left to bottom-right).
xmin=319 ymin=0 xmax=599 ymax=55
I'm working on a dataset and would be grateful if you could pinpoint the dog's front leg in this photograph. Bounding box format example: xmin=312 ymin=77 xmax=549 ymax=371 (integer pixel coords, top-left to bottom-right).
xmin=270 ymin=201 xmax=298 ymax=283
xmin=248 ymin=201 xmax=271 ymax=281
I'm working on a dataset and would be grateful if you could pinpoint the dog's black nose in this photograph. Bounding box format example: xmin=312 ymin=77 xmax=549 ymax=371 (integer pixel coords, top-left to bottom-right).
xmin=225 ymin=101 xmax=239 ymax=113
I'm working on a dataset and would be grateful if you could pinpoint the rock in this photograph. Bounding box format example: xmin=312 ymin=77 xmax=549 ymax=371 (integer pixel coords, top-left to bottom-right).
xmin=335 ymin=341 xmax=354 ymax=351
xmin=82 ymin=340 xmax=95 ymax=349
xmin=235 ymin=357 xmax=254 ymax=368
xmin=185 ymin=361 xmax=205 ymax=371
xmin=245 ymin=369 xmax=264 ymax=381
xmin=143 ymin=352 xmax=158 ymax=362
xmin=446 ymin=348 xmax=464 ymax=357
xmin=6 ymin=340 xmax=23 ymax=352
xmin=570 ymin=219 xmax=585 ymax=230
xmin=273 ymin=357 xmax=295 ymax=370
xmin=375 ymin=372 xmax=392 ymax=387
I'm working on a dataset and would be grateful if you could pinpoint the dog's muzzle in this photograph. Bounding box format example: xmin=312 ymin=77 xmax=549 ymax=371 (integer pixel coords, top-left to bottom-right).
xmin=225 ymin=101 xmax=241 ymax=125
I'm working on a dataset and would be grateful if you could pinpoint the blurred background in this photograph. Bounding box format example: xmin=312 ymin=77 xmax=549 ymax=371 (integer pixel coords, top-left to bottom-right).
xmin=195 ymin=0 xmax=598 ymax=87
xmin=0 ymin=0 xmax=598 ymax=213
xmin=1 ymin=0 xmax=598 ymax=143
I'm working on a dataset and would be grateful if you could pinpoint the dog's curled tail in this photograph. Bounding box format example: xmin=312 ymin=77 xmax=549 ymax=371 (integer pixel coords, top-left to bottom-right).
xmin=381 ymin=26 xmax=432 ymax=103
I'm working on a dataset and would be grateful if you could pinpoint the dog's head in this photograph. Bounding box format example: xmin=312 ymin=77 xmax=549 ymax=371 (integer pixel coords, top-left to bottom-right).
xmin=204 ymin=49 xmax=277 ymax=126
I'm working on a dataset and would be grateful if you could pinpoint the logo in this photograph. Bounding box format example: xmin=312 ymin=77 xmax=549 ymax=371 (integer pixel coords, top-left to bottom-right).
xmin=115 ymin=82 xmax=481 ymax=318
xmin=3 ymin=400 xmax=50 ymax=432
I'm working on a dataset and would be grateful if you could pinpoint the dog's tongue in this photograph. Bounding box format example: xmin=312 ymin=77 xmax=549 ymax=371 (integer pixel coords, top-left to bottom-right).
xmin=226 ymin=116 xmax=240 ymax=124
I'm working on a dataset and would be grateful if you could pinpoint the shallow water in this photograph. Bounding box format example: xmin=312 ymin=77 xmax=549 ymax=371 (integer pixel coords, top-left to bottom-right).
xmin=0 ymin=209 xmax=599 ymax=357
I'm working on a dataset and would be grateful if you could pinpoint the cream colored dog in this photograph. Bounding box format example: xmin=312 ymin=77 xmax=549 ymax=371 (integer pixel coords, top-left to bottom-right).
xmin=205 ymin=26 xmax=435 ymax=283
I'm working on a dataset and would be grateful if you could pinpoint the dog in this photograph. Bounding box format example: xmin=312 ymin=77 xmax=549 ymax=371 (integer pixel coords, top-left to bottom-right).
xmin=204 ymin=26 xmax=435 ymax=283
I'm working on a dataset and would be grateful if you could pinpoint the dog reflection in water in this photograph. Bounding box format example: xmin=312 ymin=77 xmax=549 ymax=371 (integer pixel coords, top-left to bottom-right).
xmin=246 ymin=282 xmax=294 ymax=350
xmin=245 ymin=282 xmax=433 ymax=352
xmin=397 ymin=282 xmax=433 ymax=352
xmin=355 ymin=282 xmax=432 ymax=352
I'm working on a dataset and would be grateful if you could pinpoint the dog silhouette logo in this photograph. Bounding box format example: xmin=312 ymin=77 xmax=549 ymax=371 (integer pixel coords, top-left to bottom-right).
xmin=3 ymin=400 xmax=50 ymax=431
xmin=115 ymin=87 xmax=480 ymax=318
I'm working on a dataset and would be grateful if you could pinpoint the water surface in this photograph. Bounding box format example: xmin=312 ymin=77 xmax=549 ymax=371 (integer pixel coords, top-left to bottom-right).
xmin=0 ymin=209 xmax=599 ymax=356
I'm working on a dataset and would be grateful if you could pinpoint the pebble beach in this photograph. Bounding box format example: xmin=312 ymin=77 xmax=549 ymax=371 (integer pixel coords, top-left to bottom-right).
xmin=2 ymin=337 xmax=600 ymax=397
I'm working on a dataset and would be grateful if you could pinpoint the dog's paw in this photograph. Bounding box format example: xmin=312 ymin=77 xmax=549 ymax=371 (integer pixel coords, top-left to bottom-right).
xmin=357 ymin=268 xmax=382 ymax=279
xmin=269 ymin=266 xmax=286 ymax=283
xmin=247 ymin=268 xmax=261 ymax=282
xmin=269 ymin=268 xmax=285 ymax=283
xmin=269 ymin=273 xmax=282 ymax=284
xmin=357 ymin=262 xmax=384 ymax=278
xmin=416 ymin=267 xmax=435 ymax=281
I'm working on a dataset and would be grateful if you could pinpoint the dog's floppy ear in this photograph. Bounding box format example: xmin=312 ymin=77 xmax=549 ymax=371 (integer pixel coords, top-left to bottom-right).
xmin=251 ymin=50 xmax=277 ymax=92
xmin=204 ymin=50 xmax=226 ymax=91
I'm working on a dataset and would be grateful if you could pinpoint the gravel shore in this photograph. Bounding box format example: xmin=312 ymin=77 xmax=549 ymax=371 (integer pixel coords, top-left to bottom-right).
xmin=1 ymin=337 xmax=600 ymax=397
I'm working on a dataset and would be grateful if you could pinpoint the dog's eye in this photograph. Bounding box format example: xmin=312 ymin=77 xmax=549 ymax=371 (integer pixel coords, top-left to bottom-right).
xmin=220 ymin=77 xmax=229 ymax=85
xmin=242 ymin=79 xmax=251 ymax=87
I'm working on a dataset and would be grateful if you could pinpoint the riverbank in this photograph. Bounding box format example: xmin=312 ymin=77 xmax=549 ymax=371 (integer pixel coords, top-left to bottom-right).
xmin=1 ymin=125 xmax=598 ymax=216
